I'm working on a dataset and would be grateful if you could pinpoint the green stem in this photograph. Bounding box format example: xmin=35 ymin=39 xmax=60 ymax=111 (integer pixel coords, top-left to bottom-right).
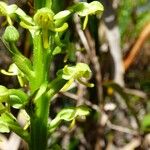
xmin=34 ymin=0 xmax=44 ymax=10
xmin=29 ymin=78 xmax=67 ymax=150
xmin=30 ymin=94 xmax=49 ymax=150
xmin=34 ymin=0 xmax=52 ymax=10
xmin=46 ymin=0 xmax=52 ymax=8
xmin=29 ymin=29 xmax=55 ymax=149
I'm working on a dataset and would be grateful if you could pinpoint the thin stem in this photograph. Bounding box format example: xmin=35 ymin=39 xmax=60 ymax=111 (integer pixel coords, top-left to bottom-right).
xmin=34 ymin=0 xmax=44 ymax=10
xmin=34 ymin=0 xmax=52 ymax=10
xmin=46 ymin=0 xmax=52 ymax=8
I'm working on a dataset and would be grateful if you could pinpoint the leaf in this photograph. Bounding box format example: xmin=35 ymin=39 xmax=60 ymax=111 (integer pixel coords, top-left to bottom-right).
xmin=52 ymin=46 xmax=62 ymax=55
xmin=0 ymin=86 xmax=28 ymax=108
xmin=34 ymin=83 xmax=47 ymax=100
xmin=141 ymin=114 xmax=150 ymax=131
xmin=9 ymin=95 xmax=24 ymax=109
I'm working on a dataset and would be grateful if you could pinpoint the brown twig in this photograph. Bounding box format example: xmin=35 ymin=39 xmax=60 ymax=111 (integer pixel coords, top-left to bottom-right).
xmin=124 ymin=22 xmax=150 ymax=71
xmin=107 ymin=120 xmax=138 ymax=135
xmin=124 ymin=88 xmax=147 ymax=99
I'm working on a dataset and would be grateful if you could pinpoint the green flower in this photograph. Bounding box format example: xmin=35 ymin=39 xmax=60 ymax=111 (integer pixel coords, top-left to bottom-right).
xmin=57 ymin=63 xmax=94 ymax=91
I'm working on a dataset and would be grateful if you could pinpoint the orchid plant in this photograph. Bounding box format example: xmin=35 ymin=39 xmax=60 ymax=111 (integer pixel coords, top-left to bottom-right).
xmin=0 ymin=0 xmax=103 ymax=149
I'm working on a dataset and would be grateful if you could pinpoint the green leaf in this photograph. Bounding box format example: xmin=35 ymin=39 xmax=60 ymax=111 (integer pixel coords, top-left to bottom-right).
xmin=34 ymin=83 xmax=48 ymax=101
xmin=52 ymin=46 xmax=62 ymax=55
xmin=0 ymin=85 xmax=28 ymax=108
xmin=141 ymin=114 xmax=150 ymax=131
xmin=9 ymin=95 xmax=24 ymax=109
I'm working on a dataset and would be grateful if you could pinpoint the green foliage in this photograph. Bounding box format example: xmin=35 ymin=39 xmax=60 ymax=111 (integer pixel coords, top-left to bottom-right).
xmin=141 ymin=114 xmax=150 ymax=132
xmin=49 ymin=106 xmax=90 ymax=133
xmin=0 ymin=1 xmax=103 ymax=149
xmin=118 ymin=0 xmax=150 ymax=42
xmin=0 ymin=112 xmax=30 ymax=142
xmin=57 ymin=63 xmax=94 ymax=91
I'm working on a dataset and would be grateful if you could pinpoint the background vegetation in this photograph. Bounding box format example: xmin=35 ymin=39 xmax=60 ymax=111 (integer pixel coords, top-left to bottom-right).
xmin=0 ymin=0 xmax=150 ymax=149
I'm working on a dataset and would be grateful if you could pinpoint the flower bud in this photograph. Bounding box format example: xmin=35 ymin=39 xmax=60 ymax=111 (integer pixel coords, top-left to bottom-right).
xmin=3 ymin=26 xmax=19 ymax=42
